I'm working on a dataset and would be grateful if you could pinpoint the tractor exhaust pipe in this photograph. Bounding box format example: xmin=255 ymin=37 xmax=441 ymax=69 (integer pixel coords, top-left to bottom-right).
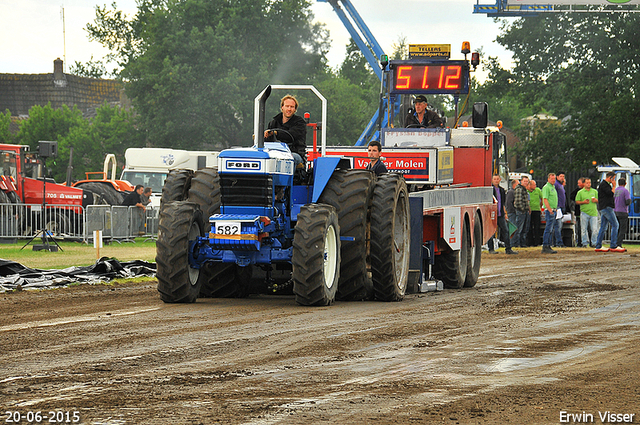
xmin=257 ymin=85 xmax=272 ymax=149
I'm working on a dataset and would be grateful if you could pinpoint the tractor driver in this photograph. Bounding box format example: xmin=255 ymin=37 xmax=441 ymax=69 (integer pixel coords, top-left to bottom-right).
xmin=405 ymin=95 xmax=443 ymax=128
xmin=264 ymin=94 xmax=307 ymax=169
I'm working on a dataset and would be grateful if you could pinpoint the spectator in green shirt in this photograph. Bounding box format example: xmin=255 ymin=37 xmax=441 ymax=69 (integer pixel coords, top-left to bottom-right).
xmin=575 ymin=178 xmax=599 ymax=247
xmin=527 ymin=179 xmax=543 ymax=246
xmin=541 ymin=173 xmax=559 ymax=254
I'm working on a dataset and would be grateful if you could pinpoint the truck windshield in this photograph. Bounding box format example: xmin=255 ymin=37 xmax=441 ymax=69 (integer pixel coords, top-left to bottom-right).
xmin=633 ymin=174 xmax=640 ymax=198
xmin=121 ymin=171 xmax=168 ymax=193
xmin=0 ymin=152 xmax=18 ymax=179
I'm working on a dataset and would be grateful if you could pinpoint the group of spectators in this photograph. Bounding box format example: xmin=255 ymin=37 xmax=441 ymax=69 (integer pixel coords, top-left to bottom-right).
xmin=489 ymin=171 xmax=630 ymax=254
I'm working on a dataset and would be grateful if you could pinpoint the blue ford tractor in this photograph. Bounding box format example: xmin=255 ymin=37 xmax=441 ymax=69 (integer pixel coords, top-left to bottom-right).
xmin=156 ymin=85 xmax=410 ymax=306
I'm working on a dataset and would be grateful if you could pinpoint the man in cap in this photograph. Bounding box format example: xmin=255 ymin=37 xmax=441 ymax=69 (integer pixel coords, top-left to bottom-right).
xmin=405 ymin=95 xmax=443 ymax=128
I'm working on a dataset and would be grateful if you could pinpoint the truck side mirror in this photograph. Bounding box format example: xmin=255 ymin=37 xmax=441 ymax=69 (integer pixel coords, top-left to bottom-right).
xmin=472 ymin=102 xmax=488 ymax=128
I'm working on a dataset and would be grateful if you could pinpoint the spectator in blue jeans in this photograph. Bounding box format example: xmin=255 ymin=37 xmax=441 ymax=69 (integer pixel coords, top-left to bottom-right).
xmin=513 ymin=176 xmax=530 ymax=248
xmin=614 ymin=178 xmax=631 ymax=248
xmin=542 ymin=173 xmax=559 ymax=254
xmin=595 ymin=172 xmax=625 ymax=252
xmin=553 ymin=171 xmax=567 ymax=247
xmin=575 ymin=178 xmax=599 ymax=247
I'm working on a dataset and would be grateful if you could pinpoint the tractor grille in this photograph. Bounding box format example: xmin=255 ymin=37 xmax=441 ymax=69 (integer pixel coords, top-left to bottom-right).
xmin=221 ymin=174 xmax=273 ymax=207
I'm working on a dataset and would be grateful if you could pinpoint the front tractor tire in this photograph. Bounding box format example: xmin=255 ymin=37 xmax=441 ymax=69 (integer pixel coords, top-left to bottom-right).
xmin=156 ymin=202 xmax=204 ymax=303
xmin=370 ymin=174 xmax=410 ymax=302
xmin=292 ymin=204 xmax=341 ymax=306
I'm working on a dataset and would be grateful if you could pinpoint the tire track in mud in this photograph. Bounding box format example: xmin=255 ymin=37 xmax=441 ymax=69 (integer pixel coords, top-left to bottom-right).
xmin=1 ymin=250 xmax=639 ymax=424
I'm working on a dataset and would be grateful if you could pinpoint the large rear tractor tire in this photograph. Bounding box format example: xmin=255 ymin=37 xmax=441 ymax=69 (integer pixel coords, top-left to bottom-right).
xmin=318 ymin=169 xmax=374 ymax=301
xmin=187 ymin=168 xmax=221 ymax=233
xmin=370 ymin=174 xmax=410 ymax=302
xmin=433 ymin=215 xmax=469 ymax=289
xmin=75 ymin=182 xmax=123 ymax=205
xmin=156 ymin=202 xmax=204 ymax=303
xmin=464 ymin=212 xmax=482 ymax=288
xmin=292 ymin=204 xmax=340 ymax=306
xmin=160 ymin=169 xmax=194 ymax=212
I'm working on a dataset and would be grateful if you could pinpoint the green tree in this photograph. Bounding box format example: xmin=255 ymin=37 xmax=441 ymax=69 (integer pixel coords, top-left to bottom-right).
xmin=471 ymin=56 xmax=533 ymax=130
xmin=86 ymin=0 xmax=329 ymax=150
xmin=69 ymin=56 xmax=110 ymax=79
xmin=339 ymin=39 xmax=378 ymax=92
xmin=315 ymin=77 xmax=374 ymax=146
xmin=390 ymin=36 xmax=408 ymax=61
xmin=62 ymin=103 xmax=144 ymax=182
xmin=491 ymin=12 xmax=640 ymax=172
xmin=15 ymin=103 xmax=141 ymax=182
xmin=16 ymin=103 xmax=85 ymax=181
xmin=0 ymin=110 xmax=13 ymax=144
xmin=16 ymin=103 xmax=85 ymax=153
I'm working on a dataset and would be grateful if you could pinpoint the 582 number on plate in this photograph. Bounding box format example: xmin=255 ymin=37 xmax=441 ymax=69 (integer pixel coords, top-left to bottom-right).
xmin=215 ymin=222 xmax=241 ymax=235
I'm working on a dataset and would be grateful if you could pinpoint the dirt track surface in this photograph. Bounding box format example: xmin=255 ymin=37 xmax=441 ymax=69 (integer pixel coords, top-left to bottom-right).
xmin=2 ymin=248 xmax=639 ymax=424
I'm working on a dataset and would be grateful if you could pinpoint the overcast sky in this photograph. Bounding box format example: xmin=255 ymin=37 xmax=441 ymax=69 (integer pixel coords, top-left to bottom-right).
xmin=0 ymin=0 xmax=514 ymax=81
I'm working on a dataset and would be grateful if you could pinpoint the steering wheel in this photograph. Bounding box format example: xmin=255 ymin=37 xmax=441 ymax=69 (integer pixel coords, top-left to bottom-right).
xmin=406 ymin=124 xmax=427 ymax=129
xmin=266 ymin=128 xmax=294 ymax=144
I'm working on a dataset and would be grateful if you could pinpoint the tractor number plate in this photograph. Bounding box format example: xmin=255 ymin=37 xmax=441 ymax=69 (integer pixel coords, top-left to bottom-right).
xmin=214 ymin=222 xmax=241 ymax=235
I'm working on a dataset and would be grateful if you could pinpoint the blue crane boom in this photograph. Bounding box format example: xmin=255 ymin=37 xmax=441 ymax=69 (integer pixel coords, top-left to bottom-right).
xmin=317 ymin=0 xmax=399 ymax=145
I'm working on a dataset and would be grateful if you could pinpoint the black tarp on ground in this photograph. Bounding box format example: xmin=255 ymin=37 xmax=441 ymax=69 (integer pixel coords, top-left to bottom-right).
xmin=0 ymin=257 xmax=156 ymax=292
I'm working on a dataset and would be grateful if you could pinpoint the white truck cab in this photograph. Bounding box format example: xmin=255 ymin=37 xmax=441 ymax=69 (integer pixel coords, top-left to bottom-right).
xmin=121 ymin=148 xmax=218 ymax=207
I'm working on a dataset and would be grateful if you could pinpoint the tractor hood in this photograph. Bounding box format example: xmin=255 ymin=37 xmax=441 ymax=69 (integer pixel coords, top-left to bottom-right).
xmin=218 ymin=143 xmax=294 ymax=176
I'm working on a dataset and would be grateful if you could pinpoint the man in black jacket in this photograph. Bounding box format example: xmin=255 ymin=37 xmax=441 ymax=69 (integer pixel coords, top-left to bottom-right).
xmin=264 ymin=95 xmax=307 ymax=168
xmin=595 ymin=171 xmax=624 ymax=252
xmin=488 ymin=174 xmax=517 ymax=254
xmin=122 ymin=185 xmax=146 ymax=235
xmin=405 ymin=95 xmax=443 ymax=128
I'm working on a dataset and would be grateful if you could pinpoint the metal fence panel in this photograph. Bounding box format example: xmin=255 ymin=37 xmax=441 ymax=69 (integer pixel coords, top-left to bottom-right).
xmin=86 ymin=205 xmax=113 ymax=238
xmin=603 ymin=216 xmax=640 ymax=243
xmin=0 ymin=203 xmax=159 ymax=243
xmin=111 ymin=206 xmax=131 ymax=239
xmin=0 ymin=203 xmax=85 ymax=240
xmin=0 ymin=203 xmax=20 ymax=237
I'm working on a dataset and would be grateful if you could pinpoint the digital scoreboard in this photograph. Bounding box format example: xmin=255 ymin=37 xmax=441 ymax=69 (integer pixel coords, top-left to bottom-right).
xmin=390 ymin=60 xmax=470 ymax=95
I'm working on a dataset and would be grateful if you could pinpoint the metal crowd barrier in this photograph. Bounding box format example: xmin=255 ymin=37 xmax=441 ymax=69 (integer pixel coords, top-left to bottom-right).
xmin=601 ymin=216 xmax=640 ymax=243
xmin=86 ymin=205 xmax=159 ymax=243
xmin=0 ymin=203 xmax=160 ymax=243
xmin=0 ymin=203 xmax=85 ymax=241
xmin=2 ymin=203 xmax=638 ymax=245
